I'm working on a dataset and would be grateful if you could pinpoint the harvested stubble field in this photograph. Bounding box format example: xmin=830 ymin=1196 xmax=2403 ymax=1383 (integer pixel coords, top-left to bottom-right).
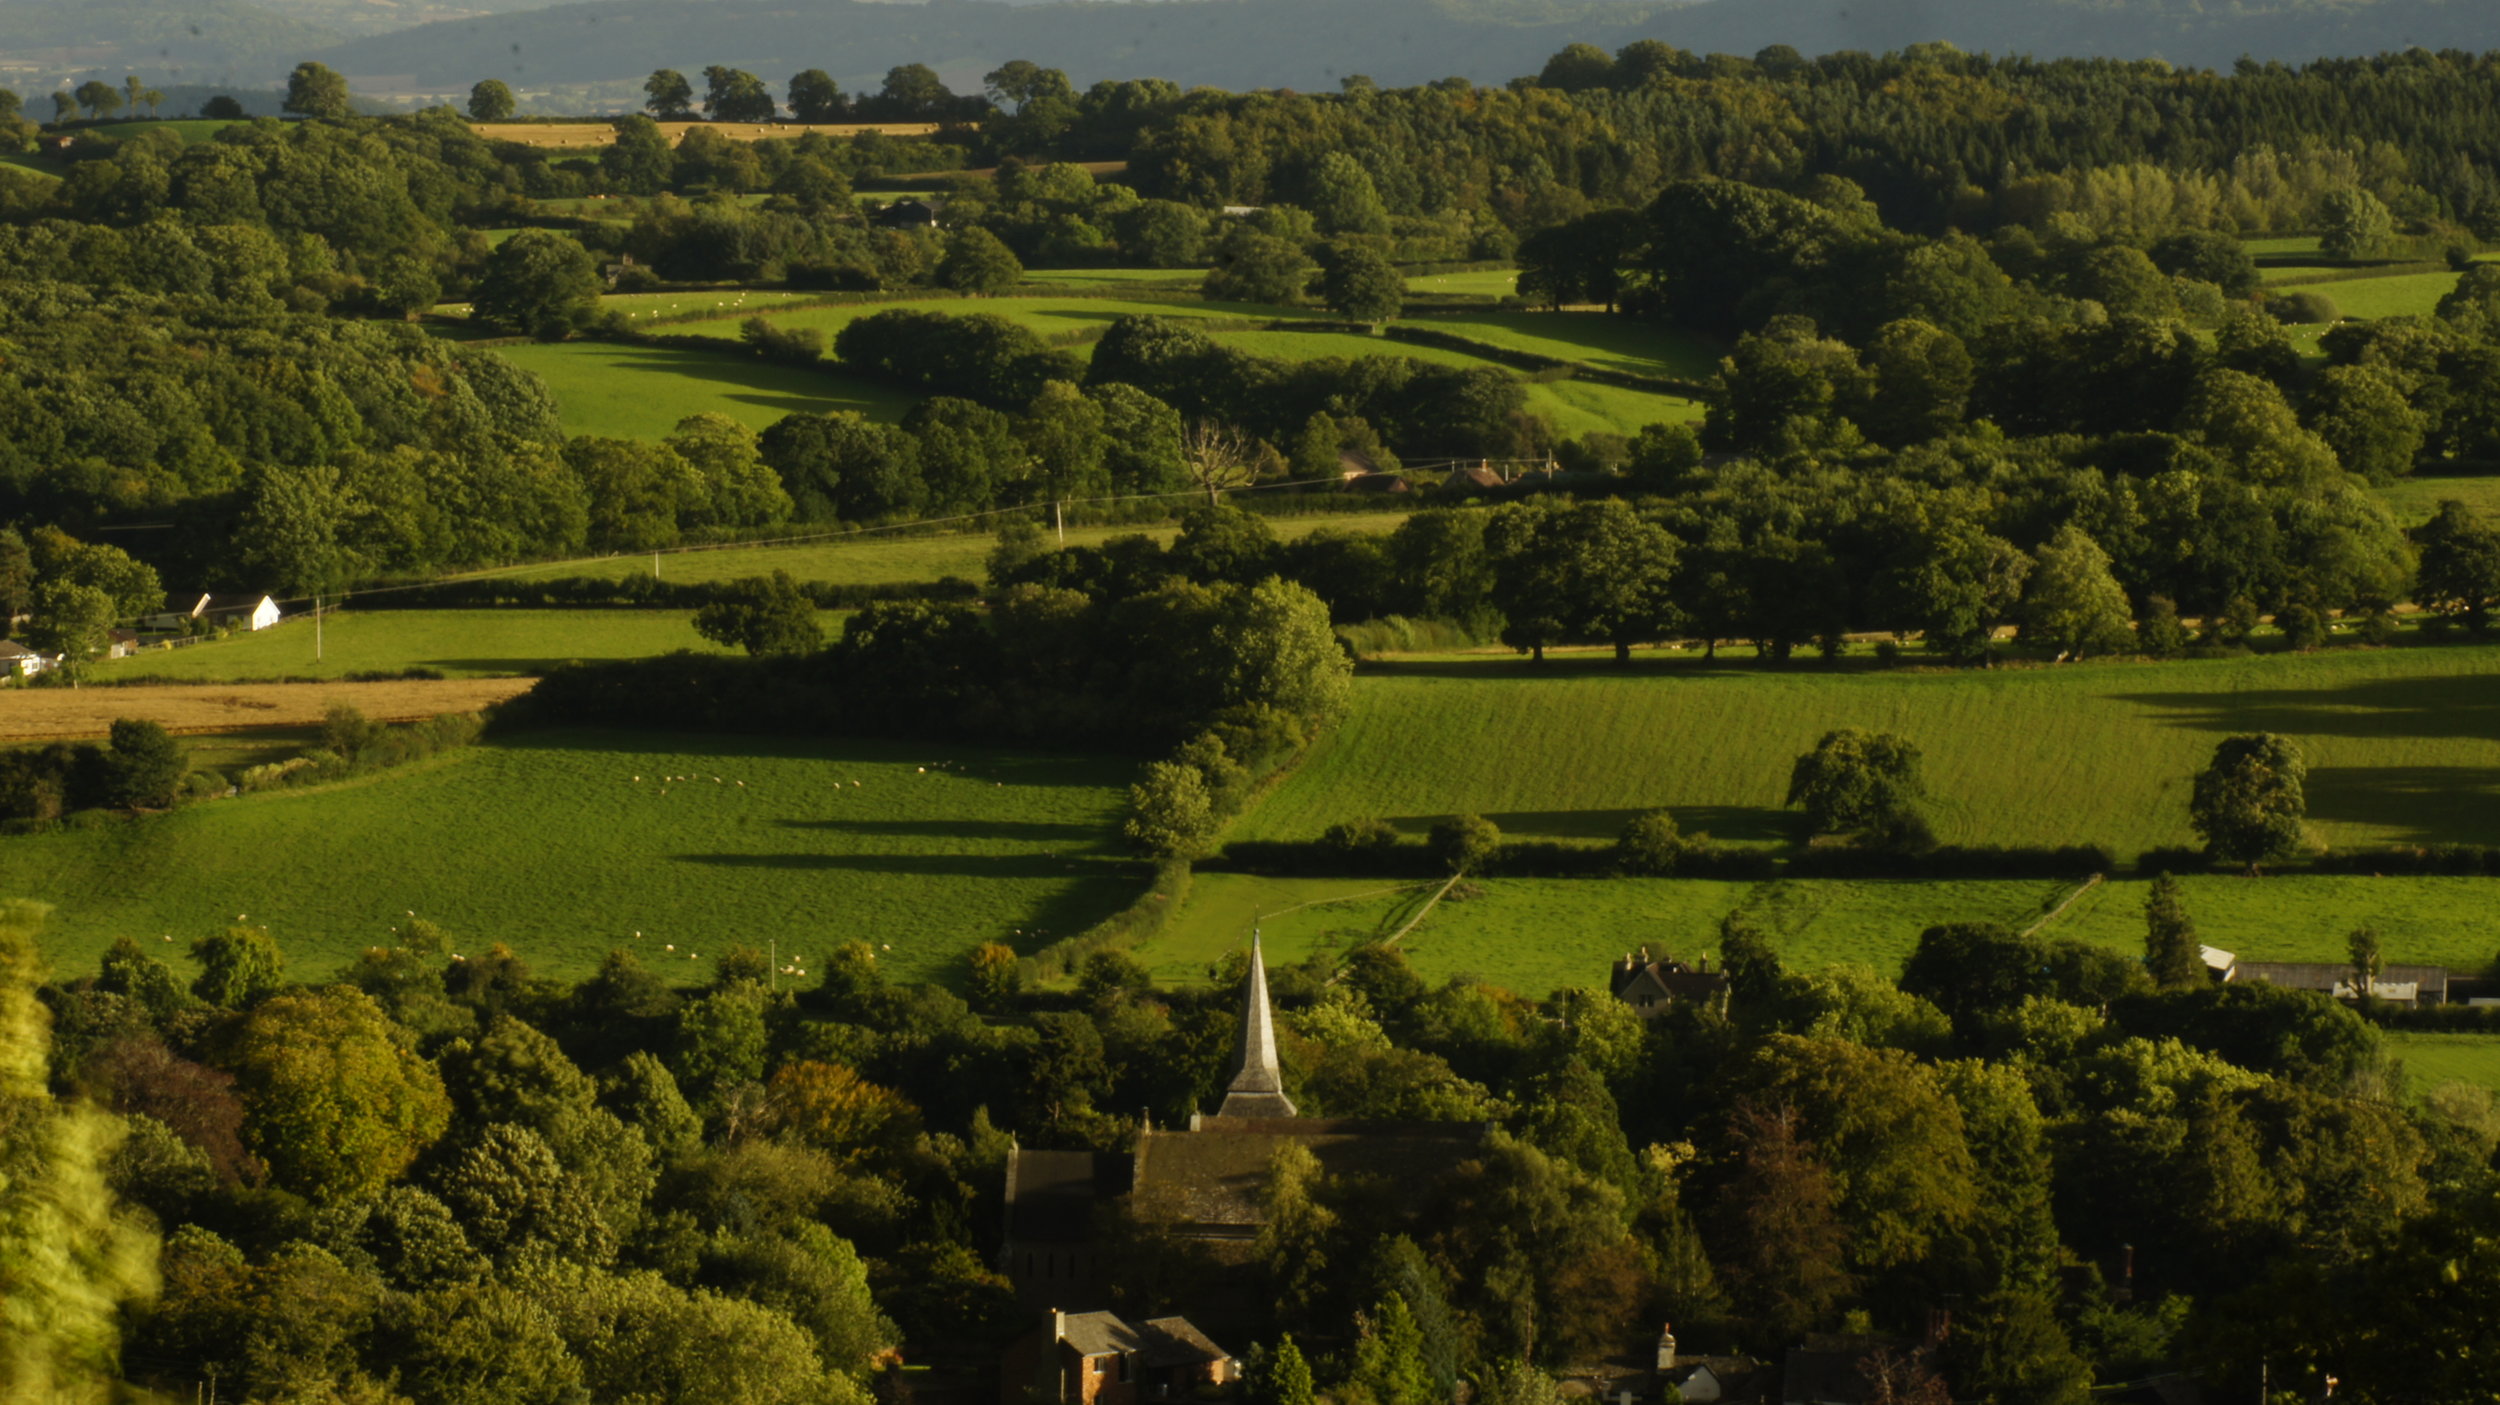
xmin=1 ymin=728 xmax=1138 ymax=986
xmin=478 ymin=510 xmax=1404 ymax=587
xmin=1235 ymin=641 xmax=2500 ymax=857
xmin=0 ymin=678 xmax=532 ymax=741
xmin=1141 ymin=871 xmax=2500 ymax=995
xmin=471 ymin=121 xmax=940 ymax=149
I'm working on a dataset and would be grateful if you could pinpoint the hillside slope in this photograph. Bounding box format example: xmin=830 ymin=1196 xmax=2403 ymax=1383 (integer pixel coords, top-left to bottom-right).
xmin=303 ymin=0 xmax=2498 ymax=94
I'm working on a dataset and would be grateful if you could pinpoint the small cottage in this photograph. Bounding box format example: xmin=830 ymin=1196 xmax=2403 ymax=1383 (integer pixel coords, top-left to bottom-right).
xmin=1001 ymin=1309 xmax=1235 ymax=1405
xmin=1609 ymin=948 xmax=1730 ymax=1020
xmin=0 ymin=640 xmax=52 ymax=677
xmin=872 ymin=198 xmax=946 ymax=229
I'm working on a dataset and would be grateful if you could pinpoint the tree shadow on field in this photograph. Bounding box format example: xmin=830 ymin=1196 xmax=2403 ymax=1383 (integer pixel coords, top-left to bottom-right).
xmin=2115 ymin=673 xmax=2500 ymax=741
xmin=779 ymin=817 xmax=1108 ymax=845
xmin=2303 ymin=765 xmax=2500 ymax=846
xmin=494 ymin=728 xmax=1130 ymax=787
xmin=1358 ymin=654 xmax=1897 ymax=681
xmin=1383 ymin=805 xmax=1791 ymax=843
xmin=671 ymin=852 xmax=1128 ymax=879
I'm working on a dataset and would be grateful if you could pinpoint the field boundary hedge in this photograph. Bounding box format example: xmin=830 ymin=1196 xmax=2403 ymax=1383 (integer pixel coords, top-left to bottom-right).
xmin=1208 ymin=838 xmax=2114 ymax=881
xmin=350 ymin=575 xmax=976 ymax=611
xmin=1022 ymin=860 xmax=1192 ymax=983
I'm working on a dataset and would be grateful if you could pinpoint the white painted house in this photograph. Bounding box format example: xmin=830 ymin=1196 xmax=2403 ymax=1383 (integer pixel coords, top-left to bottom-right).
xmin=144 ymin=593 xmax=282 ymax=632
xmin=0 ymin=640 xmax=53 ymax=677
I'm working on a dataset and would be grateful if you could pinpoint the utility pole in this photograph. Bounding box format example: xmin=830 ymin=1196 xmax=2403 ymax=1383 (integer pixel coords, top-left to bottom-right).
xmin=1053 ymin=499 xmax=1065 ymax=545
xmin=314 ymin=593 xmax=322 ymax=663
xmin=653 ymin=550 xmax=661 ymax=580
xmin=768 ymin=938 xmax=777 ymax=993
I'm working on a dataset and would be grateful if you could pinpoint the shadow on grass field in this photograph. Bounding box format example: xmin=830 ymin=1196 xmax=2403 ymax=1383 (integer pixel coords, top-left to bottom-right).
xmin=3 ymin=728 xmax=1140 ymax=988
xmin=1245 ymin=640 xmax=2500 ymax=856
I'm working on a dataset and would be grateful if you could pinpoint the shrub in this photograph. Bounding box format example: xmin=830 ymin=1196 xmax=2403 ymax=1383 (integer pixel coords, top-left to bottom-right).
xmin=1323 ymin=817 xmax=1402 ymax=856
xmin=2137 ymin=596 xmax=2188 ymax=658
xmin=2276 ymin=603 xmax=2329 ymax=651
xmin=1429 ymin=814 xmax=1502 ymax=874
xmin=2266 ymin=289 xmax=2341 ymax=325
xmin=1614 ymin=810 xmax=1688 ymax=876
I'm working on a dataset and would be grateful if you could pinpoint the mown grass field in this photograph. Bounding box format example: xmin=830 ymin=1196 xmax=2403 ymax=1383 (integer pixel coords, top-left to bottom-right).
xmin=1 ymin=729 xmax=1136 ymax=986
xmin=672 ymin=293 xmax=1297 ymax=346
xmin=2375 ymin=474 xmax=2500 ymax=526
xmin=1208 ymin=329 xmax=1701 ymax=435
xmin=1140 ymin=871 xmax=2500 ymax=994
xmin=604 ymin=289 xmax=828 ymax=323
xmin=1235 ymin=642 xmax=2500 ymax=857
xmin=1408 ymin=311 xmax=1722 ymax=381
xmin=486 ymin=340 xmax=920 ymax=438
xmin=1406 ymin=269 xmax=1518 ymax=299
xmin=88 ymin=610 xmax=789 ymax=682
xmin=2274 ymin=269 xmax=2463 ymax=320
xmin=478 ymin=511 xmax=1404 ymax=587
xmin=2387 ymin=1033 xmax=2500 ymax=1094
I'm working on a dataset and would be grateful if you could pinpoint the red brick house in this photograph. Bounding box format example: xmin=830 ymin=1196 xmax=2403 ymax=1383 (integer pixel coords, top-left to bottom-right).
xmin=1002 ymin=1309 xmax=1235 ymax=1405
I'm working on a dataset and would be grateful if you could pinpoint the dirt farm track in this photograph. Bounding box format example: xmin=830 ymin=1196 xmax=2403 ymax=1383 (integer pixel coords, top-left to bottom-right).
xmin=0 ymin=679 xmax=536 ymax=741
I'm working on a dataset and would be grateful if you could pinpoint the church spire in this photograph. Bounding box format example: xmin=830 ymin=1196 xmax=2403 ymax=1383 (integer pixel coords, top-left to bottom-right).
xmin=1218 ymin=930 xmax=1297 ymax=1118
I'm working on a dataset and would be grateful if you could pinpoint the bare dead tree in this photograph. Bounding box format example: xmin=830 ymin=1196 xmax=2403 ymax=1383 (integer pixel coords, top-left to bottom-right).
xmin=1182 ymin=418 xmax=1257 ymax=505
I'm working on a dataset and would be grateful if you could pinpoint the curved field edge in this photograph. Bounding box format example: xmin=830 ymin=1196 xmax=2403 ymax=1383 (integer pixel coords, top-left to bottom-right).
xmin=0 ymin=728 xmax=1141 ymax=988
xmin=1232 ymin=643 xmax=2500 ymax=857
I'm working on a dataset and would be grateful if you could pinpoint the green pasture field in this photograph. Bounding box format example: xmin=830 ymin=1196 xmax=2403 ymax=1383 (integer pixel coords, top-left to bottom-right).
xmin=2374 ymin=474 xmax=2500 ymax=526
xmin=478 ymin=510 xmax=1404 ymax=588
xmin=486 ymin=340 xmax=919 ymax=439
xmin=1406 ymin=269 xmax=1518 ymax=299
xmin=2386 ymin=1033 xmax=2500 ymax=1095
xmin=673 ymin=293 xmax=1301 ymax=345
xmin=2274 ymin=269 xmax=2461 ymax=320
xmin=605 ymin=289 xmax=828 ymax=323
xmin=81 ymin=119 xmax=237 ymax=145
xmin=1409 ymin=311 xmax=1722 ymax=381
xmin=85 ymin=610 xmax=815 ymax=682
xmin=1021 ymin=269 xmax=1205 ymax=288
xmin=0 ymin=729 xmax=1138 ymax=987
xmin=1141 ymin=870 xmax=2500 ymax=992
xmin=1233 ymin=642 xmax=2500 ymax=857
xmin=2243 ymin=236 xmax=2325 ymax=259
xmin=1206 ymin=329 xmax=1701 ymax=435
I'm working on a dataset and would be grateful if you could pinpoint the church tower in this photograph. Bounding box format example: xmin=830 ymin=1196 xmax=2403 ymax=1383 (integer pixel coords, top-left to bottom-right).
xmin=1216 ymin=932 xmax=1298 ymax=1118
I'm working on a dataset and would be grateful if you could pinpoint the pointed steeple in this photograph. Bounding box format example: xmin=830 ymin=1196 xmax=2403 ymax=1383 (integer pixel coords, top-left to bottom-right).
xmin=1218 ymin=930 xmax=1297 ymax=1118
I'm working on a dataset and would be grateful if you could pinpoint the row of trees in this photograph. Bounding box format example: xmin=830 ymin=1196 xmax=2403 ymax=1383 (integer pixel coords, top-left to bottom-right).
xmin=641 ymin=64 xmax=991 ymax=125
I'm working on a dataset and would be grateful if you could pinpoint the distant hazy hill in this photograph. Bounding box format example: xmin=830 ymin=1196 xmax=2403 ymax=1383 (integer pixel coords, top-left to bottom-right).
xmin=309 ymin=0 xmax=2500 ymax=94
xmin=0 ymin=0 xmax=339 ymax=83
xmin=7 ymin=0 xmax=2493 ymax=93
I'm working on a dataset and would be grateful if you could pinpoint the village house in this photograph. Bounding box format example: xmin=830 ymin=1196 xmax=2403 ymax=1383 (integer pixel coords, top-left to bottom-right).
xmin=143 ymin=593 xmax=282 ymax=633
xmin=1608 ymin=947 xmax=1731 ymax=1020
xmin=872 ymin=198 xmax=946 ymax=229
xmin=0 ymin=639 xmax=53 ymax=677
xmin=2230 ymin=959 xmax=2450 ymax=1007
xmin=999 ymin=1309 xmax=1235 ymax=1405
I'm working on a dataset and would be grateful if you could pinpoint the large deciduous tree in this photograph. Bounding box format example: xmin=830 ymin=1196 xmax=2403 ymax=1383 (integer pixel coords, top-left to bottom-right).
xmin=468 ymin=79 xmax=516 ymax=122
xmin=694 ymin=571 xmax=823 ymax=658
xmin=473 ymin=230 xmax=603 ymax=340
xmin=283 ymin=62 xmax=352 ymax=119
xmin=2021 ymin=525 xmax=2134 ymax=661
xmin=222 ymin=985 xmax=451 ymax=1202
xmin=2189 ymin=733 xmax=2308 ymax=868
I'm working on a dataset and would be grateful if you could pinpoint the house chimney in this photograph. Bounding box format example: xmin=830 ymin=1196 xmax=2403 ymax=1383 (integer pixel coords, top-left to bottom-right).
xmin=1655 ymin=1322 xmax=1677 ymax=1373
